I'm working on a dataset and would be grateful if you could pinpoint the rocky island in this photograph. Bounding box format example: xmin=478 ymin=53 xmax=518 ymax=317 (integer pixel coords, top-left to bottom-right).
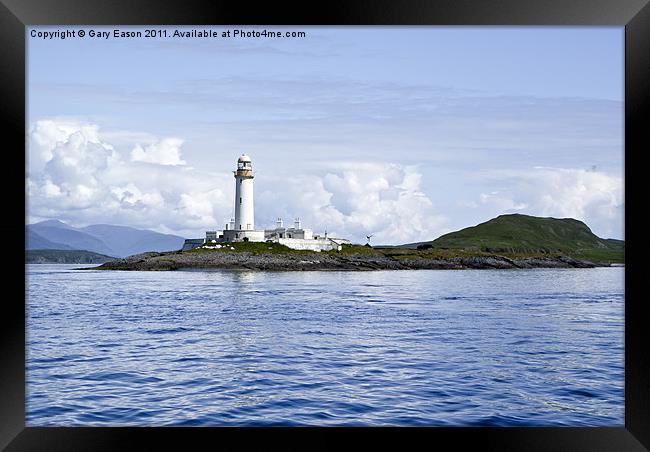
xmin=88 ymin=214 xmax=624 ymax=271
xmin=27 ymin=249 xmax=116 ymax=264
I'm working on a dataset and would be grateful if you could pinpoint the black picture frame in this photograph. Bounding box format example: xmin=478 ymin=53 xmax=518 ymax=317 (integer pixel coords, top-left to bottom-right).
xmin=1 ymin=0 xmax=647 ymax=449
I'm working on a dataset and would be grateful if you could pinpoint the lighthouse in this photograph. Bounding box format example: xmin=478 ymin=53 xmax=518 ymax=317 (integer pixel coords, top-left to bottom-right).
xmin=219 ymin=154 xmax=265 ymax=243
xmin=181 ymin=152 xmax=352 ymax=250
xmin=234 ymin=154 xmax=254 ymax=231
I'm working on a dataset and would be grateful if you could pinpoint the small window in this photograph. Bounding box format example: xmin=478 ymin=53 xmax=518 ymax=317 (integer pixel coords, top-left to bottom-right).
xmin=239 ymin=197 xmax=242 ymax=204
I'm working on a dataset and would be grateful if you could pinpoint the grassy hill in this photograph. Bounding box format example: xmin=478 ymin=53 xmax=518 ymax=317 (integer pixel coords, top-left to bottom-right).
xmin=26 ymin=249 xmax=117 ymax=264
xmin=415 ymin=214 xmax=623 ymax=264
xmin=176 ymin=214 xmax=622 ymax=266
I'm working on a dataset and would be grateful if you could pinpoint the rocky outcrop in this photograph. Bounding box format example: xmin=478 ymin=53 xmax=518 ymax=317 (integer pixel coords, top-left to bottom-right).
xmin=86 ymin=250 xmax=601 ymax=271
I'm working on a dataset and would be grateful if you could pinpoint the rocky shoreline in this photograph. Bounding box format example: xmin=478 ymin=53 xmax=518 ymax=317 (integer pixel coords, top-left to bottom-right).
xmin=85 ymin=250 xmax=603 ymax=271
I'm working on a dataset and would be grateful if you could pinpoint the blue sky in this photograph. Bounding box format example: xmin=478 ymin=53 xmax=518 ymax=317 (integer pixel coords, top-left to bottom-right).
xmin=27 ymin=26 xmax=624 ymax=243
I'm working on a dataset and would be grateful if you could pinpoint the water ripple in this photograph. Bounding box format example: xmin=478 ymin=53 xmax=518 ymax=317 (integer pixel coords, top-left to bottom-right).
xmin=26 ymin=265 xmax=624 ymax=426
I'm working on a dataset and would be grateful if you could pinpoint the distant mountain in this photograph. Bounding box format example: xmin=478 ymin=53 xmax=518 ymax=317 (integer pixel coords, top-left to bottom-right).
xmin=26 ymin=220 xmax=186 ymax=257
xmin=34 ymin=219 xmax=71 ymax=229
xmin=26 ymin=229 xmax=73 ymax=250
xmin=398 ymin=214 xmax=624 ymax=263
xmin=29 ymin=223 xmax=116 ymax=256
xmin=26 ymin=249 xmax=116 ymax=264
xmin=80 ymin=224 xmax=185 ymax=258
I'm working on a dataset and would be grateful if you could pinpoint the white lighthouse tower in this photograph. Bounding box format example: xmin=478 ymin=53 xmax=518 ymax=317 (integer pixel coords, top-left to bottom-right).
xmin=234 ymin=154 xmax=254 ymax=231
xmin=222 ymin=154 xmax=265 ymax=242
xmin=181 ymin=152 xmax=352 ymax=251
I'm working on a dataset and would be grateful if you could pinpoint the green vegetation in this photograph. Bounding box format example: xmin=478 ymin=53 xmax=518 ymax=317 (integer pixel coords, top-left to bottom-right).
xmin=328 ymin=244 xmax=384 ymax=256
xmin=373 ymin=246 xmax=516 ymax=262
xmin=181 ymin=214 xmax=624 ymax=265
xmin=418 ymin=214 xmax=624 ymax=264
xmin=26 ymin=249 xmax=116 ymax=264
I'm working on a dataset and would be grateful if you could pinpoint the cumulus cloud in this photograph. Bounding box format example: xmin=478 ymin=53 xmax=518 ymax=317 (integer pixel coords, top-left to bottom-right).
xmin=28 ymin=123 xmax=116 ymax=212
xmin=27 ymin=119 xmax=622 ymax=243
xmin=256 ymin=162 xmax=448 ymax=244
xmin=131 ymin=137 xmax=186 ymax=165
xmin=473 ymin=167 xmax=623 ymax=238
xmin=27 ymin=119 xmax=449 ymax=243
xmin=28 ymin=119 xmax=106 ymax=174
xmin=478 ymin=192 xmax=529 ymax=211
xmin=27 ymin=119 xmax=233 ymax=237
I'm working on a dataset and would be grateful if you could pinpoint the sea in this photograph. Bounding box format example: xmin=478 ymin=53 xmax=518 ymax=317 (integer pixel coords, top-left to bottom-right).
xmin=26 ymin=265 xmax=624 ymax=426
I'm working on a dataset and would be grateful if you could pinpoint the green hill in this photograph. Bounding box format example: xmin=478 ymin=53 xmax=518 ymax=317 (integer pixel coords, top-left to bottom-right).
xmin=26 ymin=249 xmax=117 ymax=264
xmin=418 ymin=214 xmax=624 ymax=264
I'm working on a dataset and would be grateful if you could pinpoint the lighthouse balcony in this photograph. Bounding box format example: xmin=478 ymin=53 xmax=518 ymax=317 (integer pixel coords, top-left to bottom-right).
xmin=234 ymin=169 xmax=254 ymax=177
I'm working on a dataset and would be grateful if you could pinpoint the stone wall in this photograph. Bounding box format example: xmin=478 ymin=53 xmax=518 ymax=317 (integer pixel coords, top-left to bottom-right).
xmin=277 ymin=237 xmax=341 ymax=251
xmin=182 ymin=238 xmax=205 ymax=251
xmin=222 ymin=229 xmax=266 ymax=242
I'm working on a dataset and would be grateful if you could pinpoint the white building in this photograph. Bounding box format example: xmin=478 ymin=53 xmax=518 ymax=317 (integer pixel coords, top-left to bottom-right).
xmin=220 ymin=154 xmax=265 ymax=243
xmin=182 ymin=154 xmax=350 ymax=252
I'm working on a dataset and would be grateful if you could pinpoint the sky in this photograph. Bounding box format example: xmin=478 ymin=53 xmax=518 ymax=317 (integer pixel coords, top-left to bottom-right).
xmin=26 ymin=26 xmax=624 ymax=244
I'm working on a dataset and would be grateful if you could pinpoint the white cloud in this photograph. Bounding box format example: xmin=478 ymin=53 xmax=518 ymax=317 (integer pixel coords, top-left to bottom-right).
xmin=28 ymin=119 xmax=106 ymax=174
xmin=257 ymin=163 xmax=448 ymax=244
xmin=532 ymin=167 xmax=622 ymax=220
xmin=471 ymin=167 xmax=623 ymax=238
xmin=28 ymin=119 xmax=452 ymax=243
xmin=27 ymin=119 xmax=232 ymax=236
xmin=479 ymin=191 xmax=529 ymax=211
xmin=110 ymin=183 xmax=165 ymax=209
xmin=130 ymin=137 xmax=186 ymax=165
xmin=27 ymin=119 xmax=622 ymax=243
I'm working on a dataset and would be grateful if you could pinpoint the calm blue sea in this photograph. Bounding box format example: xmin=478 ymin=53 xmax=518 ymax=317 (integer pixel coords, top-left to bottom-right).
xmin=26 ymin=265 xmax=624 ymax=426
